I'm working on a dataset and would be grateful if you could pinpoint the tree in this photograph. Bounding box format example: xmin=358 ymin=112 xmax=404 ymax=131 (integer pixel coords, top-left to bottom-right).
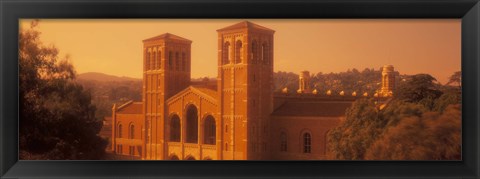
xmin=395 ymin=74 xmax=443 ymax=107
xmin=19 ymin=21 xmax=107 ymax=159
xmin=446 ymin=71 xmax=461 ymax=87
xmin=365 ymin=104 xmax=461 ymax=160
xmin=327 ymin=98 xmax=381 ymax=159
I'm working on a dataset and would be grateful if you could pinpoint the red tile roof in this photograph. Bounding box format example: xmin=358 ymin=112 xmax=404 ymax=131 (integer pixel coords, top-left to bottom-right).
xmin=272 ymin=101 xmax=352 ymax=117
xmin=116 ymin=101 xmax=143 ymax=114
xmin=143 ymin=33 xmax=192 ymax=42
xmin=217 ymin=21 xmax=275 ymax=32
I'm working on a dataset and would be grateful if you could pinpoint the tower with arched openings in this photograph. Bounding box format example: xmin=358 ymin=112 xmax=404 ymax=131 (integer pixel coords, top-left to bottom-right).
xmin=142 ymin=33 xmax=192 ymax=160
xmin=217 ymin=21 xmax=275 ymax=160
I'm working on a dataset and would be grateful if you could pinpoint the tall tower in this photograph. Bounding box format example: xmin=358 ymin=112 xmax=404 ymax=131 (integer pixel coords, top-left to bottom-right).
xmin=216 ymin=21 xmax=275 ymax=160
xmin=142 ymin=33 xmax=192 ymax=159
xmin=380 ymin=65 xmax=395 ymax=97
xmin=297 ymin=71 xmax=311 ymax=93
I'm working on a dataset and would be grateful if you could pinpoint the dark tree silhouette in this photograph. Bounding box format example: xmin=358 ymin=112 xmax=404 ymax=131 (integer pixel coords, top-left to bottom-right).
xmin=19 ymin=21 xmax=107 ymax=160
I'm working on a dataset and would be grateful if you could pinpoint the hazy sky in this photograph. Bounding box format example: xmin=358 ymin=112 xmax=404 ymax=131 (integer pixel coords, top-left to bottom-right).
xmin=20 ymin=19 xmax=460 ymax=84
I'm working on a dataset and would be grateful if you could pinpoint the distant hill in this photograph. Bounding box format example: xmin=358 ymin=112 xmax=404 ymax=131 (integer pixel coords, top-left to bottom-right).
xmin=77 ymin=72 xmax=141 ymax=82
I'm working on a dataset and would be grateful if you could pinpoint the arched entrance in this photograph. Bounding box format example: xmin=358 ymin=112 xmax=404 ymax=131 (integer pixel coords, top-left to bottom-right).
xmin=185 ymin=156 xmax=196 ymax=160
xmin=186 ymin=105 xmax=198 ymax=143
xmin=203 ymin=115 xmax=216 ymax=145
xmin=169 ymin=114 xmax=181 ymax=142
xmin=170 ymin=155 xmax=180 ymax=160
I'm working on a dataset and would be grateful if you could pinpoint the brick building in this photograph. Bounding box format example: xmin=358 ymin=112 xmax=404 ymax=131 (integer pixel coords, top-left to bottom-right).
xmin=110 ymin=21 xmax=395 ymax=160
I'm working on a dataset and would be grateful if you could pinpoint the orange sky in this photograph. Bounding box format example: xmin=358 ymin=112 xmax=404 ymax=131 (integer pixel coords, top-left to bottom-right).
xmin=20 ymin=19 xmax=461 ymax=84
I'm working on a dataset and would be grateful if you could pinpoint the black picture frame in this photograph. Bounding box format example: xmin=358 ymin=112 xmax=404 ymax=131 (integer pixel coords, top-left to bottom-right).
xmin=1 ymin=0 xmax=479 ymax=178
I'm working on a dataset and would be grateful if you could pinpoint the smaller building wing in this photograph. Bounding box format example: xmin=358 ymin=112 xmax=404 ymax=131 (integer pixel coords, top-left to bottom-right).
xmin=116 ymin=101 xmax=143 ymax=114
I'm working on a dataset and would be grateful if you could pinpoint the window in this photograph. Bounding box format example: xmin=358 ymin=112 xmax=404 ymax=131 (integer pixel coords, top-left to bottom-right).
xmin=117 ymin=144 xmax=123 ymax=154
xmin=235 ymin=40 xmax=242 ymax=64
xmin=203 ymin=115 xmax=216 ymax=145
xmin=175 ymin=52 xmax=180 ymax=71
xmin=182 ymin=52 xmax=186 ymax=71
xmin=168 ymin=51 xmax=173 ymax=70
xmin=145 ymin=50 xmax=150 ymax=70
xmin=129 ymin=124 xmax=134 ymax=139
xmin=225 ymin=143 xmax=228 ymax=151
xmin=261 ymin=43 xmax=269 ymax=65
xmin=186 ymin=105 xmax=198 ymax=143
xmin=118 ymin=124 xmax=123 ymax=138
xmin=251 ymin=40 xmax=257 ymax=64
xmin=223 ymin=42 xmax=230 ymax=65
xmin=170 ymin=115 xmax=181 ymax=142
xmin=303 ymin=133 xmax=311 ymax=153
xmin=156 ymin=51 xmax=161 ymax=69
xmin=280 ymin=132 xmax=287 ymax=152
xmin=170 ymin=155 xmax=179 ymax=160
xmin=150 ymin=51 xmax=155 ymax=70
xmin=129 ymin=146 xmax=135 ymax=155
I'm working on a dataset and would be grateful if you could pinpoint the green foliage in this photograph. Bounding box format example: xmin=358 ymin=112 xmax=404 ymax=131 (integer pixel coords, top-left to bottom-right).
xmin=446 ymin=71 xmax=461 ymax=87
xmin=433 ymin=90 xmax=461 ymax=112
xmin=328 ymin=71 xmax=461 ymax=160
xmin=327 ymin=98 xmax=381 ymax=160
xmin=365 ymin=104 xmax=461 ymax=160
xmin=19 ymin=21 xmax=107 ymax=160
xmin=380 ymin=100 xmax=427 ymax=128
xmin=395 ymin=74 xmax=443 ymax=104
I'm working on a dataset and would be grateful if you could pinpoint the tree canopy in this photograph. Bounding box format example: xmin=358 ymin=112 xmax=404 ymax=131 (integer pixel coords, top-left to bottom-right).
xmin=19 ymin=21 xmax=107 ymax=160
xmin=327 ymin=72 xmax=461 ymax=160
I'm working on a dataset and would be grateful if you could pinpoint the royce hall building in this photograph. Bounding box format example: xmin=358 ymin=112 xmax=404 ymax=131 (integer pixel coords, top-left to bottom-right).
xmin=110 ymin=21 xmax=396 ymax=160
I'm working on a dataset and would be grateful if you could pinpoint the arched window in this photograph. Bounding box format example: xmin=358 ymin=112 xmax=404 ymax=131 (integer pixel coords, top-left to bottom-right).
xmin=225 ymin=143 xmax=228 ymax=151
xmin=280 ymin=132 xmax=287 ymax=152
xmin=203 ymin=115 xmax=216 ymax=145
xmin=251 ymin=40 xmax=257 ymax=64
xmin=145 ymin=50 xmax=150 ymax=70
xmin=235 ymin=40 xmax=242 ymax=64
xmin=129 ymin=124 xmax=134 ymax=139
xmin=261 ymin=43 xmax=269 ymax=65
xmin=303 ymin=133 xmax=311 ymax=153
xmin=185 ymin=156 xmax=196 ymax=160
xmin=150 ymin=51 xmax=155 ymax=70
xmin=186 ymin=105 xmax=198 ymax=143
xmin=182 ymin=52 xmax=186 ymax=71
xmin=175 ymin=52 xmax=180 ymax=71
xmin=223 ymin=42 xmax=230 ymax=65
xmin=156 ymin=51 xmax=161 ymax=69
xmin=170 ymin=155 xmax=179 ymax=160
xmin=168 ymin=51 xmax=173 ymax=70
xmin=118 ymin=124 xmax=123 ymax=138
xmin=170 ymin=115 xmax=181 ymax=142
